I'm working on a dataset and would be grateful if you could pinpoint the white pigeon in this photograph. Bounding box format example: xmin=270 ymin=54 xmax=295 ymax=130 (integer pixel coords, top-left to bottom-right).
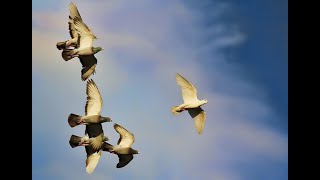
xmin=102 ymin=123 xmax=139 ymax=168
xmin=171 ymin=73 xmax=208 ymax=134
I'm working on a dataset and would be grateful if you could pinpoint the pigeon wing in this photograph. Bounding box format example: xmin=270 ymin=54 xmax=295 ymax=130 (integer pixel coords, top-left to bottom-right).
xmin=176 ymin=73 xmax=198 ymax=103
xmin=79 ymin=55 xmax=97 ymax=81
xmin=116 ymin=155 xmax=134 ymax=168
xmin=114 ymin=124 xmax=135 ymax=147
xmin=188 ymin=107 xmax=206 ymax=134
xmin=85 ymin=79 xmax=103 ymax=116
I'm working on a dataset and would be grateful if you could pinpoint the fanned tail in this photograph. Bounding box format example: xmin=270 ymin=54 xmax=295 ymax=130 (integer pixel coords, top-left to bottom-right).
xmin=62 ymin=49 xmax=75 ymax=61
xmin=68 ymin=113 xmax=82 ymax=127
xmin=171 ymin=106 xmax=181 ymax=115
xmin=69 ymin=135 xmax=82 ymax=148
xmin=56 ymin=41 xmax=67 ymax=50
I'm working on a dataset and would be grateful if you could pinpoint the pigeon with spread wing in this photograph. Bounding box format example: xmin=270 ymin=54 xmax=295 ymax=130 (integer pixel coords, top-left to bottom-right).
xmin=56 ymin=2 xmax=103 ymax=81
xmin=171 ymin=73 xmax=208 ymax=134
xmin=102 ymin=123 xmax=139 ymax=168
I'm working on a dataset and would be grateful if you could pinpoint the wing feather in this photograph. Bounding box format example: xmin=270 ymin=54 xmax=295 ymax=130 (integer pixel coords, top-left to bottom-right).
xmin=85 ymin=79 xmax=102 ymax=115
xmin=79 ymin=55 xmax=97 ymax=81
xmin=176 ymin=73 xmax=198 ymax=103
xmin=188 ymin=107 xmax=206 ymax=134
xmin=117 ymin=155 xmax=134 ymax=168
xmin=85 ymin=148 xmax=101 ymax=174
xmin=114 ymin=124 xmax=135 ymax=147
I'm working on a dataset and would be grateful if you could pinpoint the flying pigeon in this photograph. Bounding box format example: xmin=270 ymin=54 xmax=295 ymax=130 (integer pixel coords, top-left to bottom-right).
xmin=56 ymin=2 xmax=103 ymax=81
xmin=68 ymin=133 xmax=109 ymax=174
xmin=102 ymin=123 xmax=139 ymax=168
xmin=68 ymin=79 xmax=111 ymax=150
xmin=171 ymin=73 xmax=208 ymax=134
xmin=62 ymin=15 xmax=103 ymax=59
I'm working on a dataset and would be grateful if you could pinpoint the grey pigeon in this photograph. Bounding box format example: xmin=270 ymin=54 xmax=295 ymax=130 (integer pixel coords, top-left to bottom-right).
xmin=57 ymin=2 xmax=103 ymax=81
xmin=61 ymin=11 xmax=103 ymax=60
xmin=171 ymin=73 xmax=208 ymax=134
xmin=68 ymin=79 xmax=111 ymax=151
xmin=68 ymin=133 xmax=108 ymax=173
xmin=84 ymin=124 xmax=110 ymax=174
xmin=102 ymin=123 xmax=139 ymax=168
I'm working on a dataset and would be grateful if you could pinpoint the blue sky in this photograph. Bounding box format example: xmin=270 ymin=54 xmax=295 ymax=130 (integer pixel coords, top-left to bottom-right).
xmin=32 ymin=0 xmax=288 ymax=179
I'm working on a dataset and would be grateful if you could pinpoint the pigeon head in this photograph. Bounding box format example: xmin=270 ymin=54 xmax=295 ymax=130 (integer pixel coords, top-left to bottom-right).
xmin=202 ymin=99 xmax=208 ymax=104
xmin=131 ymin=149 xmax=140 ymax=154
xmin=92 ymin=47 xmax=104 ymax=54
xmin=100 ymin=116 xmax=112 ymax=123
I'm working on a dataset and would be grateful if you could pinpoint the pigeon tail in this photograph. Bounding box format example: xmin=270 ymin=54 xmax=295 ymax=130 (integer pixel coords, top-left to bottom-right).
xmin=171 ymin=106 xmax=182 ymax=115
xmin=69 ymin=135 xmax=82 ymax=148
xmin=68 ymin=113 xmax=82 ymax=127
xmin=62 ymin=49 xmax=75 ymax=61
xmin=56 ymin=41 xmax=67 ymax=50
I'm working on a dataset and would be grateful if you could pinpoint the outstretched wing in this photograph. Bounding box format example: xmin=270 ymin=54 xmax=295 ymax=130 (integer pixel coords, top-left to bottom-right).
xmin=117 ymin=155 xmax=134 ymax=168
xmin=188 ymin=107 xmax=206 ymax=134
xmin=114 ymin=123 xmax=135 ymax=147
xmin=73 ymin=17 xmax=96 ymax=48
xmin=79 ymin=55 xmax=97 ymax=81
xmin=85 ymin=79 xmax=103 ymax=115
xmin=68 ymin=2 xmax=83 ymax=39
xmin=85 ymin=147 xmax=101 ymax=174
xmin=176 ymin=73 xmax=198 ymax=103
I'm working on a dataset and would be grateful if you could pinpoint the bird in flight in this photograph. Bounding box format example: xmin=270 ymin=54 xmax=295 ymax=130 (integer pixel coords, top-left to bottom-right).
xmin=172 ymin=73 xmax=208 ymax=134
xmin=102 ymin=123 xmax=140 ymax=168
xmin=56 ymin=2 xmax=104 ymax=81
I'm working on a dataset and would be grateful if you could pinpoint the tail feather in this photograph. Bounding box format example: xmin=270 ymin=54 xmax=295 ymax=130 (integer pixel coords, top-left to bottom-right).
xmin=62 ymin=49 xmax=75 ymax=61
xmin=56 ymin=41 xmax=67 ymax=50
xmin=68 ymin=113 xmax=82 ymax=127
xmin=171 ymin=106 xmax=181 ymax=115
xmin=69 ymin=135 xmax=82 ymax=148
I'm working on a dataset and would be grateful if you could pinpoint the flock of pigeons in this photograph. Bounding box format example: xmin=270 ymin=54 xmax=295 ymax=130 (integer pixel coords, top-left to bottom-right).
xmin=56 ymin=2 xmax=208 ymax=174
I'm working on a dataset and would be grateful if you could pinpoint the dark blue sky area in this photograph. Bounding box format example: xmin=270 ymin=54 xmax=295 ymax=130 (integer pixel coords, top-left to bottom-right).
xmin=236 ymin=0 xmax=287 ymax=130
xmin=197 ymin=0 xmax=288 ymax=130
